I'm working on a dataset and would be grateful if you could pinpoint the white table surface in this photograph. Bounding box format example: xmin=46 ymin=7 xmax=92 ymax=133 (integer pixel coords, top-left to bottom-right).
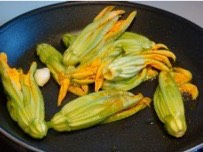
xmin=0 ymin=1 xmax=203 ymax=28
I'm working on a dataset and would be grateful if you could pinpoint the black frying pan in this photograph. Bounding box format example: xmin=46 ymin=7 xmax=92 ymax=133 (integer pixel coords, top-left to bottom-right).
xmin=0 ymin=2 xmax=203 ymax=152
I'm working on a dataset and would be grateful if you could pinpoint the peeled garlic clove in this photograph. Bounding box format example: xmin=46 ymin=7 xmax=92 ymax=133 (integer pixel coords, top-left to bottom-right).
xmin=34 ymin=68 xmax=50 ymax=87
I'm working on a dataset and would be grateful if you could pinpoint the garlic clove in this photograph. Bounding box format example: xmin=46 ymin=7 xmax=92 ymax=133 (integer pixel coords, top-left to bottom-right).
xmin=34 ymin=68 xmax=50 ymax=87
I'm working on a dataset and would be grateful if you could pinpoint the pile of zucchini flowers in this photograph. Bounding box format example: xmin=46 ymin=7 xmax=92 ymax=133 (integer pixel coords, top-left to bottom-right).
xmin=0 ymin=6 xmax=199 ymax=139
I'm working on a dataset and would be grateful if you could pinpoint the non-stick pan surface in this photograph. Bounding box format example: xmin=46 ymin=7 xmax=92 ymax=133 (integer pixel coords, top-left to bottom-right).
xmin=0 ymin=2 xmax=203 ymax=152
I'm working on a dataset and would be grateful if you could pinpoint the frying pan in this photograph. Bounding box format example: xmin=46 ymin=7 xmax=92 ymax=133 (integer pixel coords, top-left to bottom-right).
xmin=0 ymin=1 xmax=203 ymax=152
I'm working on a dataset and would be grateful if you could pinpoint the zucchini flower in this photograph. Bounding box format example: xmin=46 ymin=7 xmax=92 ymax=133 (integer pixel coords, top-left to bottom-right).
xmin=37 ymin=43 xmax=70 ymax=106
xmin=47 ymin=90 xmax=147 ymax=132
xmin=63 ymin=6 xmax=136 ymax=66
xmin=103 ymin=49 xmax=175 ymax=81
xmin=153 ymin=71 xmax=187 ymax=138
xmin=0 ymin=53 xmax=47 ymax=139
xmin=37 ymin=44 xmax=88 ymax=106
xmin=94 ymin=33 xmax=174 ymax=91
xmin=102 ymin=68 xmax=158 ymax=91
xmin=170 ymin=67 xmax=199 ymax=100
xmin=80 ymin=11 xmax=137 ymax=65
xmin=62 ymin=8 xmax=124 ymax=66
xmin=113 ymin=32 xmax=155 ymax=55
